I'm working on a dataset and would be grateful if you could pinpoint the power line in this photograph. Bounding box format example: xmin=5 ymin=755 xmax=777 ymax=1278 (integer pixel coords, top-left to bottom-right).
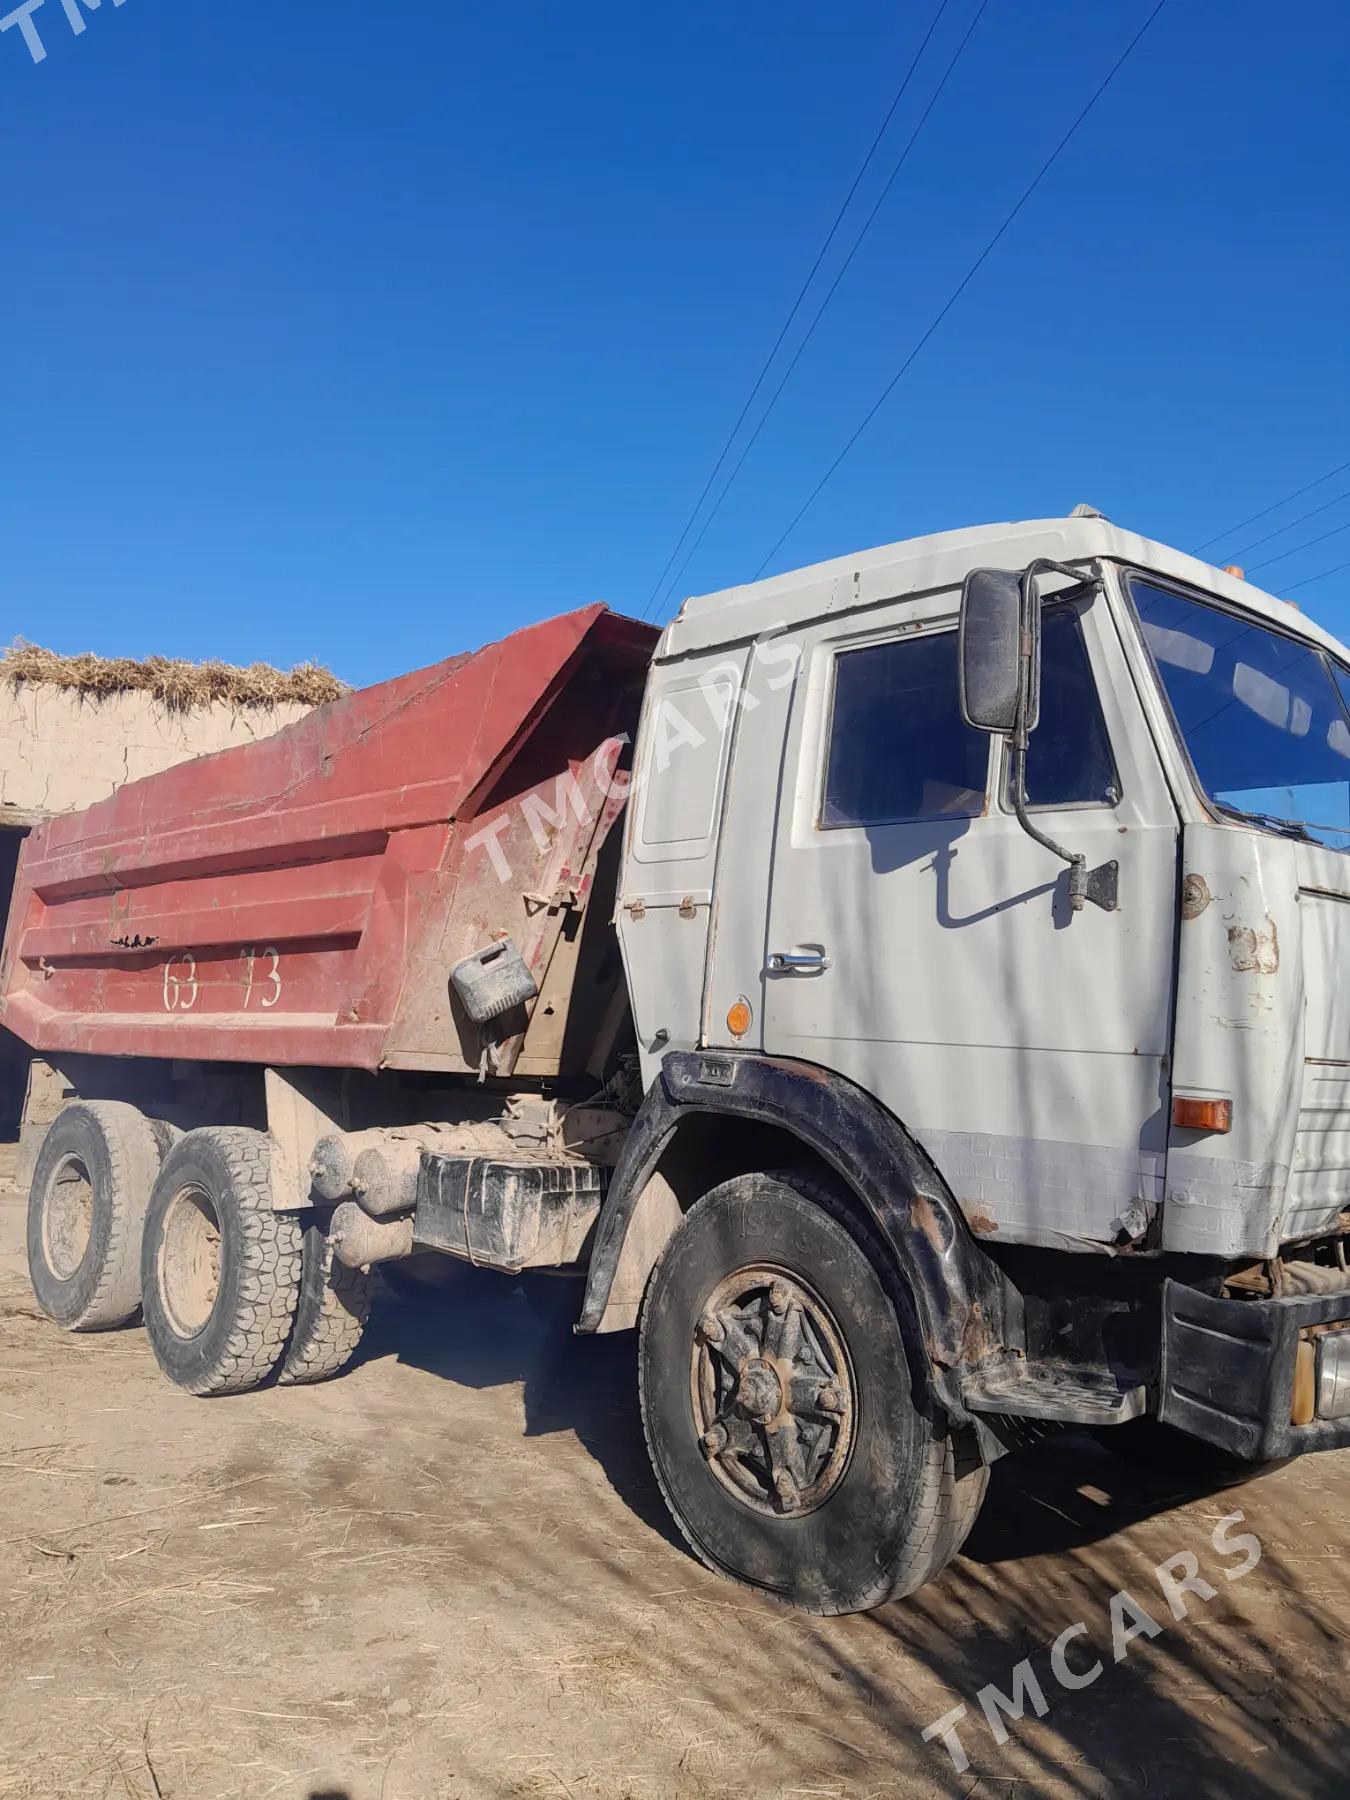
xmin=640 ymin=0 xmax=956 ymax=620
xmin=652 ymin=0 xmax=992 ymax=618
xmin=754 ymin=0 xmax=1171 ymax=580
xmin=1248 ymin=518 xmax=1350 ymax=574
xmin=1194 ymin=458 xmax=1350 ymax=553
xmin=1284 ymin=557 xmax=1350 ymax=593
xmin=1224 ymin=486 xmax=1350 ymax=561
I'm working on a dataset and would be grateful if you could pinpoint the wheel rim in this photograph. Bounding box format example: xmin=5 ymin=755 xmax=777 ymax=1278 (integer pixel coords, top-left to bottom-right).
xmin=158 ymin=1183 xmax=222 ymax=1338
xmin=690 ymin=1264 xmax=855 ymax=1518
xmin=43 ymin=1154 xmax=93 ymax=1279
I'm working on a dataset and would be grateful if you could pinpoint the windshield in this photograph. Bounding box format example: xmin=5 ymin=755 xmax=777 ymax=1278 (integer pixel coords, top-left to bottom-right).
xmin=1130 ymin=578 xmax=1350 ymax=851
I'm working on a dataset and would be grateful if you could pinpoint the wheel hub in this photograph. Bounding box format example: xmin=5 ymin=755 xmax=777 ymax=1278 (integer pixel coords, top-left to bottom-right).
xmin=692 ymin=1265 xmax=855 ymax=1517
xmin=158 ymin=1183 xmax=223 ymax=1340
xmin=43 ymin=1154 xmax=93 ymax=1280
xmin=735 ymin=1357 xmax=785 ymax=1423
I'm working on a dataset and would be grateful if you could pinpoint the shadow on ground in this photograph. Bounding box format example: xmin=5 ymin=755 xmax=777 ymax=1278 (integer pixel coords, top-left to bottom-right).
xmin=352 ymin=1267 xmax=1346 ymax=1799
xmin=355 ymin=1265 xmax=679 ymax=1546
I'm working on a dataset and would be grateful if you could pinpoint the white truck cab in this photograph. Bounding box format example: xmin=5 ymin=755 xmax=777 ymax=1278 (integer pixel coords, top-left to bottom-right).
xmin=599 ymin=516 xmax=1348 ymax=1601
xmin=622 ymin=514 xmax=1348 ymax=1266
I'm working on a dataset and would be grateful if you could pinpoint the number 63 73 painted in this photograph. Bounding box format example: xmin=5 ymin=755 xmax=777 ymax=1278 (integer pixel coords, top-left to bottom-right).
xmin=162 ymin=946 xmax=282 ymax=1012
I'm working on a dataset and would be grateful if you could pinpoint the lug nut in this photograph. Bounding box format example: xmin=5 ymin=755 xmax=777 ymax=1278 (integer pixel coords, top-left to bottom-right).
xmin=702 ymin=1424 xmax=728 ymax=1456
xmin=773 ymin=1468 xmax=797 ymax=1502
xmin=817 ymin=1385 xmax=842 ymax=1414
xmin=698 ymin=1310 xmax=725 ymax=1345
xmin=769 ymin=1281 xmax=790 ymax=1314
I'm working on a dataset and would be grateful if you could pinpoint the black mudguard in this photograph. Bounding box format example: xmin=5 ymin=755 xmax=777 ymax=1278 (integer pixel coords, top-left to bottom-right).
xmin=578 ymin=1049 xmax=1010 ymax=1418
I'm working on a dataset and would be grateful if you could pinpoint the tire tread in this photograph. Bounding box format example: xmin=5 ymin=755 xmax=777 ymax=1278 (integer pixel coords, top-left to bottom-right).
xmin=143 ymin=1127 xmax=302 ymax=1396
xmin=28 ymin=1101 xmax=160 ymax=1332
xmin=278 ymin=1225 xmax=372 ymax=1386
xmin=638 ymin=1165 xmax=985 ymax=1614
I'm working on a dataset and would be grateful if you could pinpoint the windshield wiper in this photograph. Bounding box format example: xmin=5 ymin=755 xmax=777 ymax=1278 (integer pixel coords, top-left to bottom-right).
xmin=1215 ymin=804 xmax=1347 ymax=844
xmin=1216 ymin=802 xmax=1350 ymax=842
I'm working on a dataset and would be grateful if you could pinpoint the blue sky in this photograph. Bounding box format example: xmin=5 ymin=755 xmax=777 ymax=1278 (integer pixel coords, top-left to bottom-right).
xmin=2 ymin=0 xmax=1346 ymax=684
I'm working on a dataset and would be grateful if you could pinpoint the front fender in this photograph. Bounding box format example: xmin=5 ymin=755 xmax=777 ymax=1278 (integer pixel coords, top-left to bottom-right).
xmin=578 ymin=1050 xmax=1008 ymax=1417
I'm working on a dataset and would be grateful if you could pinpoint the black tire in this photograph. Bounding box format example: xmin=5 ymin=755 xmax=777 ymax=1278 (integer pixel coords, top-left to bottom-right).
xmin=147 ymin=1118 xmax=184 ymax=1162
xmin=27 ymin=1101 xmax=161 ymax=1332
xmin=278 ymin=1220 xmax=372 ymax=1386
xmin=639 ymin=1169 xmax=985 ymax=1615
xmin=140 ymin=1127 xmax=302 ymax=1396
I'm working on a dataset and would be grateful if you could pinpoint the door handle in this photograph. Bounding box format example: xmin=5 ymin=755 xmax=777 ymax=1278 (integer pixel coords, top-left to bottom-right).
xmin=766 ymin=949 xmax=829 ymax=974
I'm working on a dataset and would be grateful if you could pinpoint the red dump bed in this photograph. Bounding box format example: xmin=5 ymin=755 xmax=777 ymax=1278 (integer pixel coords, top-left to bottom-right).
xmin=0 ymin=606 xmax=657 ymax=1076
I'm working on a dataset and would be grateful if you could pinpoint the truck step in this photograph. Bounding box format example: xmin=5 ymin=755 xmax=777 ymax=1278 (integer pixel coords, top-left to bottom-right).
xmin=960 ymin=1357 xmax=1147 ymax=1426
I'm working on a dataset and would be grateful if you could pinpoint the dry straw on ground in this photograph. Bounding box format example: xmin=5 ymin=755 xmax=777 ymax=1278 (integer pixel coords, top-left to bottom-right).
xmin=0 ymin=641 xmax=348 ymax=712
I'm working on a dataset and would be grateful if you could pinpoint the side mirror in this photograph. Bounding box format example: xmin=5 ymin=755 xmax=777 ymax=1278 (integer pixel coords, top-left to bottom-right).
xmin=956 ymin=556 xmax=1117 ymax=915
xmin=958 ymin=567 xmax=1040 ymax=736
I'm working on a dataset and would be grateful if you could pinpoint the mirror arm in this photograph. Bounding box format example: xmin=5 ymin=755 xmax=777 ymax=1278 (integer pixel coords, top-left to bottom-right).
xmin=1007 ymin=738 xmax=1091 ymax=910
xmin=1006 ymin=558 xmax=1115 ymax=915
xmin=1022 ymin=557 xmax=1096 ymax=592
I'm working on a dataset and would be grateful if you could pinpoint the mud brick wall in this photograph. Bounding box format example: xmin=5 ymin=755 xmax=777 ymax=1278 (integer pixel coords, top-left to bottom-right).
xmin=0 ymin=683 xmax=311 ymax=819
xmin=0 ymin=682 xmax=312 ymax=1133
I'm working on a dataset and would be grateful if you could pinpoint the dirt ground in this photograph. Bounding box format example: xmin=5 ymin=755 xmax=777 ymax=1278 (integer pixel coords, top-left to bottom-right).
xmin=1 ymin=1149 xmax=1346 ymax=1800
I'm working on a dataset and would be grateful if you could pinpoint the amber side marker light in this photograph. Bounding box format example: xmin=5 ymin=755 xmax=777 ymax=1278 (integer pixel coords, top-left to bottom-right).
xmin=726 ymin=999 xmax=752 ymax=1038
xmin=1172 ymin=1096 xmax=1233 ymax=1133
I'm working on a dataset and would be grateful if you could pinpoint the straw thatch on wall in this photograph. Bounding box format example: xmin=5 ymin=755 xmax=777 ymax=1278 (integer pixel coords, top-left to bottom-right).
xmin=1 ymin=641 xmax=348 ymax=712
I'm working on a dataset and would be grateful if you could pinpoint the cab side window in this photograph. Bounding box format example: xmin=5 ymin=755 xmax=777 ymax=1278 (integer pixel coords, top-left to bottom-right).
xmin=1022 ymin=605 xmax=1120 ymax=807
xmin=822 ymin=628 xmax=989 ymax=828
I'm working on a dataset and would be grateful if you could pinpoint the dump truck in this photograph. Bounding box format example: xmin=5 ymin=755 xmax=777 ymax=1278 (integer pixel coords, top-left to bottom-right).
xmin=4 ymin=513 xmax=1349 ymax=1614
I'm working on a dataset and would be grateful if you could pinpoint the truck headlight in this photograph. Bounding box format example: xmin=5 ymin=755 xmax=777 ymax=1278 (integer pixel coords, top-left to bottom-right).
xmin=1315 ymin=1330 xmax=1350 ymax=1421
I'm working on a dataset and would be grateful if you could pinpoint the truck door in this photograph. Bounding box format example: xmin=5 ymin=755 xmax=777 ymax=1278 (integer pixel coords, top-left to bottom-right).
xmin=739 ymin=587 xmax=1181 ymax=1250
xmin=620 ymin=652 xmax=749 ymax=1087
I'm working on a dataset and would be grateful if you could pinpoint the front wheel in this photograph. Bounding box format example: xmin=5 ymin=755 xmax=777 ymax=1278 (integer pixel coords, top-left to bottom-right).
xmin=638 ymin=1169 xmax=985 ymax=1614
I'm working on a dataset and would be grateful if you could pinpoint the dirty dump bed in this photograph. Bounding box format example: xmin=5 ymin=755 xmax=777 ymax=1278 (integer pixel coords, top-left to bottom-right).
xmin=0 ymin=606 xmax=656 ymax=1077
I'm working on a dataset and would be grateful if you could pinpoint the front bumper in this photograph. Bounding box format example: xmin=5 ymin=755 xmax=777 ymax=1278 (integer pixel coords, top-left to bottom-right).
xmin=1160 ymin=1278 xmax=1350 ymax=1460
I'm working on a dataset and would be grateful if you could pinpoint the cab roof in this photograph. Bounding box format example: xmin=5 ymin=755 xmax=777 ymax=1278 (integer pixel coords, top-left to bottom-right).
xmin=660 ymin=514 xmax=1348 ymax=664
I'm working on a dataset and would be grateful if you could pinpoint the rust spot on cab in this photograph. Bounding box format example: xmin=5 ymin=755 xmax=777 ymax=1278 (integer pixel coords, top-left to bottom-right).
xmin=1227 ymin=916 xmax=1279 ymax=974
xmin=964 ymin=1208 xmax=997 ymax=1237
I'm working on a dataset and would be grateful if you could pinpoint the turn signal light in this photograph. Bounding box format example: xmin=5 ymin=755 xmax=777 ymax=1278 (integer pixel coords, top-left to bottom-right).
xmin=1172 ymin=1096 xmax=1232 ymax=1133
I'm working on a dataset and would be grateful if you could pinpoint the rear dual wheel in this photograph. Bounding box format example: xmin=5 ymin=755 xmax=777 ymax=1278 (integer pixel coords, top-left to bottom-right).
xmin=140 ymin=1128 xmax=302 ymax=1395
xmin=27 ymin=1102 xmax=163 ymax=1331
xmin=28 ymin=1106 xmax=368 ymax=1393
xmin=140 ymin=1127 xmax=371 ymax=1395
xmin=639 ymin=1170 xmax=986 ymax=1614
xmin=280 ymin=1219 xmax=372 ymax=1387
